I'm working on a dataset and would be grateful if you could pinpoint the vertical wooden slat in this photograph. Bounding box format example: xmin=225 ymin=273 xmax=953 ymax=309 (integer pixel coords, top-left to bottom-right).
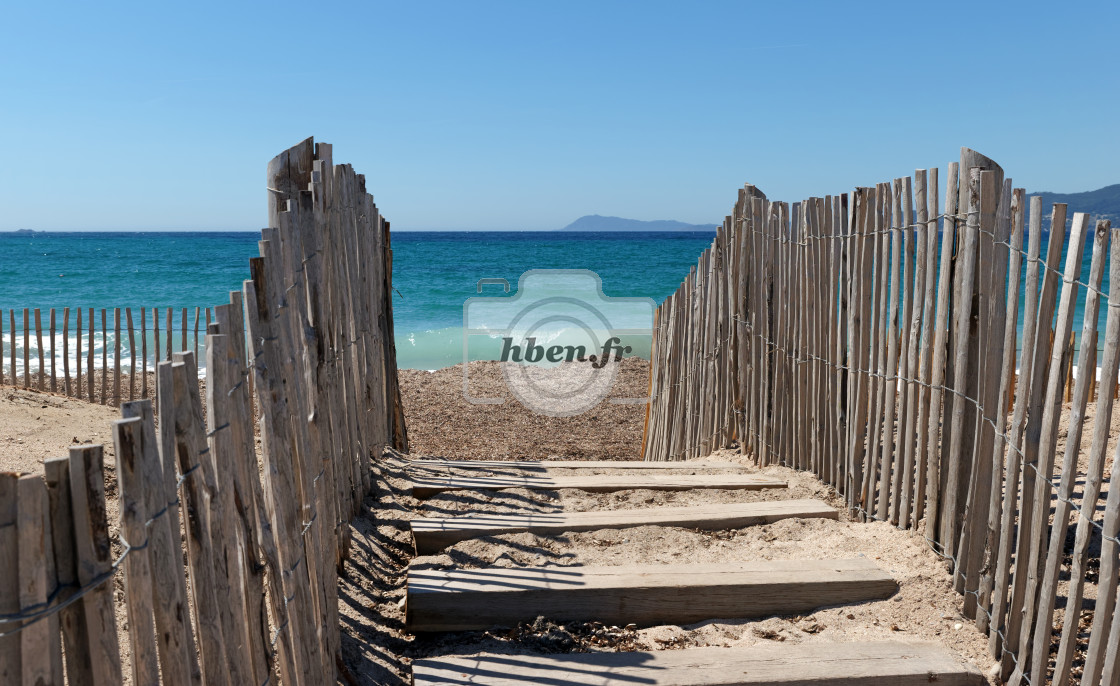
xmin=834 ymin=194 xmax=850 ymax=494
xmin=76 ymin=308 xmax=83 ymax=399
xmin=860 ymin=187 xmax=880 ymax=514
xmin=1084 ymin=303 xmax=1120 ymax=680
xmin=1007 ymin=211 xmax=1089 ymax=686
xmin=1025 ymin=216 xmax=1108 ymax=682
xmin=206 ymin=331 xmax=266 ymax=684
xmin=100 ymin=309 xmax=107 ymax=405
xmin=35 ymin=309 xmax=44 ymax=391
xmin=847 ymin=188 xmax=874 ymax=516
xmin=8 ymin=310 xmax=15 ymax=389
xmin=1057 ymin=228 xmax=1120 ymax=686
xmin=16 ymin=474 xmax=55 ymax=686
xmin=0 ymin=472 xmax=20 ymax=683
xmin=812 ymin=197 xmax=828 ymax=482
xmin=245 ymin=257 xmax=316 ymax=686
xmin=214 ymin=297 xmax=273 ymax=682
xmin=810 ymin=198 xmax=827 ymax=480
xmin=975 ymin=184 xmax=1025 ymax=635
xmin=925 ymin=163 xmax=960 ymax=542
xmin=140 ymin=308 xmax=147 ymax=398
xmin=112 ymin=417 xmax=160 ymax=686
xmin=153 ymin=307 xmax=160 ymax=366
xmin=193 ymin=307 xmax=200 ymax=360
xmin=865 ymin=183 xmax=891 ymax=519
xmin=165 ymin=308 xmax=172 ymax=360
xmin=180 ymin=308 xmax=187 ymax=354
xmin=940 ymin=167 xmax=982 ymax=553
xmin=891 ymin=177 xmax=916 ymax=527
xmin=23 ymin=308 xmax=30 ymax=388
xmin=41 ymin=468 xmax=66 ymax=680
xmin=762 ymin=201 xmax=775 ymax=466
xmin=162 ymin=357 xmax=232 ymax=686
xmin=119 ymin=399 xmax=198 ymax=686
xmin=1089 ymin=339 xmax=1098 ymax=401
xmin=1100 ymin=611 xmax=1120 ymax=685
xmin=113 ymin=308 xmax=120 ymax=407
xmin=949 ymin=151 xmax=1004 ymax=553
xmin=900 ymin=171 xmax=927 ymax=529
xmin=68 ymin=445 xmax=123 ymax=685
xmin=86 ymin=308 xmax=94 ymax=401
xmin=305 ymin=156 xmax=349 ymax=670
xmin=957 ymin=169 xmax=1005 ymax=614
xmin=63 ymin=308 xmax=71 ymax=397
xmin=44 ymin=457 xmax=93 ymax=686
xmin=1065 ymin=332 xmax=1075 ymax=402
xmin=126 ymin=308 xmax=135 ymax=401
xmin=998 ymin=201 xmax=1068 ymax=677
xmin=793 ymin=204 xmax=804 ymax=467
xmin=877 ymin=180 xmax=902 ymax=521
xmin=50 ymin=309 xmax=57 ymax=393
xmin=744 ymin=199 xmax=758 ymax=460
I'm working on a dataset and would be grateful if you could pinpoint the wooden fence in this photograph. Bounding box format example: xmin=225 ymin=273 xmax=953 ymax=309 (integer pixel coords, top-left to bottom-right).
xmin=0 ymin=137 xmax=407 ymax=686
xmin=1 ymin=305 xmax=217 ymax=404
xmin=642 ymin=147 xmax=1119 ymax=684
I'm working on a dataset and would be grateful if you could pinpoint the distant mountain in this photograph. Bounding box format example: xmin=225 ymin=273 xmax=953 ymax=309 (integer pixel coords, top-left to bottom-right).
xmin=1032 ymin=184 xmax=1120 ymax=224
xmin=562 ymin=215 xmax=718 ymax=232
xmin=561 ymin=185 xmax=1120 ymax=232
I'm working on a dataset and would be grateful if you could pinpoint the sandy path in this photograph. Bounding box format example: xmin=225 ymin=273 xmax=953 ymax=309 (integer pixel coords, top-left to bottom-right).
xmin=338 ymin=450 xmax=999 ymax=684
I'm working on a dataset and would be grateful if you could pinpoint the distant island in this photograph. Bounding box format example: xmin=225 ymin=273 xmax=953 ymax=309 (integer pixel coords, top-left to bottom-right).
xmin=562 ymin=215 xmax=718 ymax=232
xmin=1033 ymin=184 xmax=1119 ymax=225
xmin=562 ymin=185 xmax=1120 ymax=232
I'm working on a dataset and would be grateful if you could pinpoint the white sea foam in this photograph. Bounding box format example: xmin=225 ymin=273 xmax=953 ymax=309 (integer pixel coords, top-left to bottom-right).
xmin=1 ymin=330 xmax=209 ymax=378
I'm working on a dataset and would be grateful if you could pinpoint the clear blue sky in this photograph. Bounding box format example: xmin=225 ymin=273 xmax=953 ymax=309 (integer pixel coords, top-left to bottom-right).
xmin=1 ymin=1 xmax=1116 ymax=231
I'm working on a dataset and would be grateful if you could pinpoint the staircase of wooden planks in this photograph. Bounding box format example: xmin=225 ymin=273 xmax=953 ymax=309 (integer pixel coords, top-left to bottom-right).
xmin=403 ymin=458 xmax=985 ymax=686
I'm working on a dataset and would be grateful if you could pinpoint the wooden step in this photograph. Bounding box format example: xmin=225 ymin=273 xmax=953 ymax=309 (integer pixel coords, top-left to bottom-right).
xmin=411 ymin=498 xmax=837 ymax=554
xmin=411 ymin=641 xmax=984 ymax=685
xmin=410 ymin=474 xmax=787 ymax=498
xmin=406 ymin=559 xmax=897 ymax=632
xmin=408 ymin=458 xmax=748 ymax=471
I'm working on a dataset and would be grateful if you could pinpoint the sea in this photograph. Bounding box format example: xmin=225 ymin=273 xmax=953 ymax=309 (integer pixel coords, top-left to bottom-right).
xmin=0 ymin=229 xmax=1108 ymax=375
xmin=0 ymin=230 xmax=718 ymax=373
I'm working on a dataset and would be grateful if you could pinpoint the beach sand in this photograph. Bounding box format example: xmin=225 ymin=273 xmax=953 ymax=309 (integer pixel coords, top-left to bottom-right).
xmin=398 ymin=357 xmax=649 ymax=460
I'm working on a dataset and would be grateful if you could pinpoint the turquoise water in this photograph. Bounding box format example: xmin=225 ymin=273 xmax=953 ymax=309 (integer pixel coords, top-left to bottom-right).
xmin=0 ymin=228 xmax=1108 ymax=374
xmin=0 ymin=230 xmax=717 ymax=372
xmin=391 ymin=231 xmax=717 ymax=368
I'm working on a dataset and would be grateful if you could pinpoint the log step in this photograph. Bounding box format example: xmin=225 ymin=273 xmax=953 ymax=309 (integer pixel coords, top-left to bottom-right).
xmin=407 ymin=458 xmax=749 ymax=471
xmin=406 ymin=559 xmax=897 ymax=632
xmin=411 ymin=641 xmax=985 ymax=685
xmin=410 ymin=474 xmax=787 ymax=498
xmin=411 ymin=498 xmax=838 ymax=554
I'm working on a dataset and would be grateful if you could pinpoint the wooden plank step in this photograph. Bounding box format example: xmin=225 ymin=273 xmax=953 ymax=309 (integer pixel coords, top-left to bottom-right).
xmin=410 ymin=474 xmax=787 ymax=498
xmin=408 ymin=458 xmax=748 ymax=471
xmin=411 ymin=498 xmax=837 ymax=554
xmin=406 ymin=559 xmax=897 ymax=632
xmin=411 ymin=641 xmax=984 ymax=685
